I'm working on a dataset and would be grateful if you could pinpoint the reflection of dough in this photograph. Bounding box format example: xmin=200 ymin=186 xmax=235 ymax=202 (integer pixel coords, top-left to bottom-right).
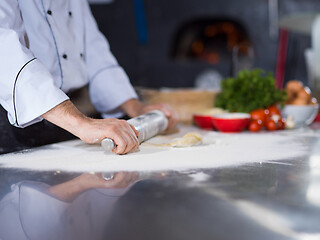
xmin=170 ymin=132 xmax=203 ymax=147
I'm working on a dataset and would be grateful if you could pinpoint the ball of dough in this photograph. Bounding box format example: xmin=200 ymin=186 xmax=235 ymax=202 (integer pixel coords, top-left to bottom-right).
xmin=170 ymin=132 xmax=203 ymax=147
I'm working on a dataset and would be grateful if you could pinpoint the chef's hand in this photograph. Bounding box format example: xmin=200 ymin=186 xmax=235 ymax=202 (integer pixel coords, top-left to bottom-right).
xmin=79 ymin=117 xmax=140 ymax=154
xmin=41 ymin=100 xmax=139 ymax=155
xmin=121 ymin=99 xmax=179 ymax=131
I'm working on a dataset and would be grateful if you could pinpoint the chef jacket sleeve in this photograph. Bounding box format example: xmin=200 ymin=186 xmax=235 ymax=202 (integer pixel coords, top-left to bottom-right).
xmin=0 ymin=1 xmax=69 ymax=128
xmin=83 ymin=0 xmax=138 ymax=118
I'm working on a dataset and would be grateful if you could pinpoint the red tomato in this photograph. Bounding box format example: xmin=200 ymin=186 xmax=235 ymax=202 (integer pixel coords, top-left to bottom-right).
xmin=249 ymin=120 xmax=263 ymax=132
xmin=267 ymin=105 xmax=281 ymax=116
xmin=277 ymin=118 xmax=285 ymax=130
xmin=265 ymin=115 xmax=285 ymax=131
xmin=250 ymin=109 xmax=269 ymax=125
xmin=265 ymin=119 xmax=277 ymax=131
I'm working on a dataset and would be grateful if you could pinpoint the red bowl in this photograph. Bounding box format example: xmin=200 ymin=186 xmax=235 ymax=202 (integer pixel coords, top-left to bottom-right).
xmin=193 ymin=114 xmax=215 ymax=130
xmin=212 ymin=113 xmax=250 ymax=132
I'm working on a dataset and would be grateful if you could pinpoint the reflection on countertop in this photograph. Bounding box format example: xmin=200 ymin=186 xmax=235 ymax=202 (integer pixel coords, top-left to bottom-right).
xmin=0 ymin=135 xmax=320 ymax=239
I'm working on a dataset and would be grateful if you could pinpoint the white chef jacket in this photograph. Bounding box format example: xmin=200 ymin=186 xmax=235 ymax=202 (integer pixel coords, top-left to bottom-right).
xmin=0 ymin=0 xmax=137 ymax=128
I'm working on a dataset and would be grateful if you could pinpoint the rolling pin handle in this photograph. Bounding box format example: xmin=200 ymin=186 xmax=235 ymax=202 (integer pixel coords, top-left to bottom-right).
xmin=101 ymin=138 xmax=116 ymax=152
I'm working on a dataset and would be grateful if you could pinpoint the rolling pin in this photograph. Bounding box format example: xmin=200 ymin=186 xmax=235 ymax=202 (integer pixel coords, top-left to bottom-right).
xmin=101 ymin=110 xmax=168 ymax=151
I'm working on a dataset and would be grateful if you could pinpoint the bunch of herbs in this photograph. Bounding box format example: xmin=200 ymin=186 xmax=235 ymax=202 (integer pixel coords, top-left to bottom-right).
xmin=215 ymin=69 xmax=287 ymax=113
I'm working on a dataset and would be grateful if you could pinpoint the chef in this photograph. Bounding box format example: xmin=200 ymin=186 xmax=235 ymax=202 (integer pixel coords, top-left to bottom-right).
xmin=0 ymin=0 xmax=178 ymax=154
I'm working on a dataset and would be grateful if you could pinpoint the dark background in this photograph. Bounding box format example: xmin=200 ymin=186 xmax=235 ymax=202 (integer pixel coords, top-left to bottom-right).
xmin=90 ymin=0 xmax=320 ymax=88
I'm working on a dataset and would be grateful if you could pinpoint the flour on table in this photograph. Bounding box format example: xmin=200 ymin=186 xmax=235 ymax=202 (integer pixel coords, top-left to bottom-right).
xmin=0 ymin=126 xmax=312 ymax=172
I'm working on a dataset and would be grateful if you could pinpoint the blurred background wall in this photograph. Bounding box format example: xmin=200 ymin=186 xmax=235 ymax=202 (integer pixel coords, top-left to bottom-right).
xmin=89 ymin=0 xmax=320 ymax=88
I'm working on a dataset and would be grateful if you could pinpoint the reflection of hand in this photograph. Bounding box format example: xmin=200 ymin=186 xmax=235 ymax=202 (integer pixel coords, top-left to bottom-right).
xmin=47 ymin=172 xmax=139 ymax=202
xmin=81 ymin=172 xmax=140 ymax=189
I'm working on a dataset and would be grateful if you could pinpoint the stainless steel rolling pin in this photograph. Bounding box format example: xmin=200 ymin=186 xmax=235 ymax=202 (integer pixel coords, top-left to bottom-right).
xmin=101 ymin=110 xmax=168 ymax=151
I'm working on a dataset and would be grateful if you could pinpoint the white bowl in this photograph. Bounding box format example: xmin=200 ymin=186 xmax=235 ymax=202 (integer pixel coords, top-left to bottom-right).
xmin=281 ymin=104 xmax=319 ymax=127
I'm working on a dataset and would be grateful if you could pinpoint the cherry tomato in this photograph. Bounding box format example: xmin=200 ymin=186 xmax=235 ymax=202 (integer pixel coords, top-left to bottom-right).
xmin=265 ymin=114 xmax=285 ymax=131
xmin=267 ymin=105 xmax=281 ymax=116
xmin=249 ymin=120 xmax=263 ymax=132
xmin=265 ymin=119 xmax=277 ymax=131
xmin=250 ymin=109 xmax=269 ymax=125
xmin=277 ymin=118 xmax=285 ymax=130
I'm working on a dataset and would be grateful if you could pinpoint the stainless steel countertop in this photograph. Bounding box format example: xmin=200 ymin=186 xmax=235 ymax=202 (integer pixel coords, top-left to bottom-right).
xmin=0 ymin=128 xmax=320 ymax=240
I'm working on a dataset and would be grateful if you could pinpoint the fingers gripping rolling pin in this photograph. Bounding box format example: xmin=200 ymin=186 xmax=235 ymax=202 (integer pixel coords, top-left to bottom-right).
xmin=101 ymin=110 xmax=169 ymax=151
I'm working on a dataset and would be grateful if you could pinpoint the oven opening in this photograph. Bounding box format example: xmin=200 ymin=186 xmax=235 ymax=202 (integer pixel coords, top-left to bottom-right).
xmin=171 ymin=18 xmax=252 ymax=66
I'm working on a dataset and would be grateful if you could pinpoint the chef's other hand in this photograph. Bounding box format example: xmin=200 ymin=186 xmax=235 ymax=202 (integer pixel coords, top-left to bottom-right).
xmin=41 ymin=100 xmax=139 ymax=155
xmin=140 ymin=103 xmax=179 ymax=131
xmin=121 ymin=99 xmax=179 ymax=130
